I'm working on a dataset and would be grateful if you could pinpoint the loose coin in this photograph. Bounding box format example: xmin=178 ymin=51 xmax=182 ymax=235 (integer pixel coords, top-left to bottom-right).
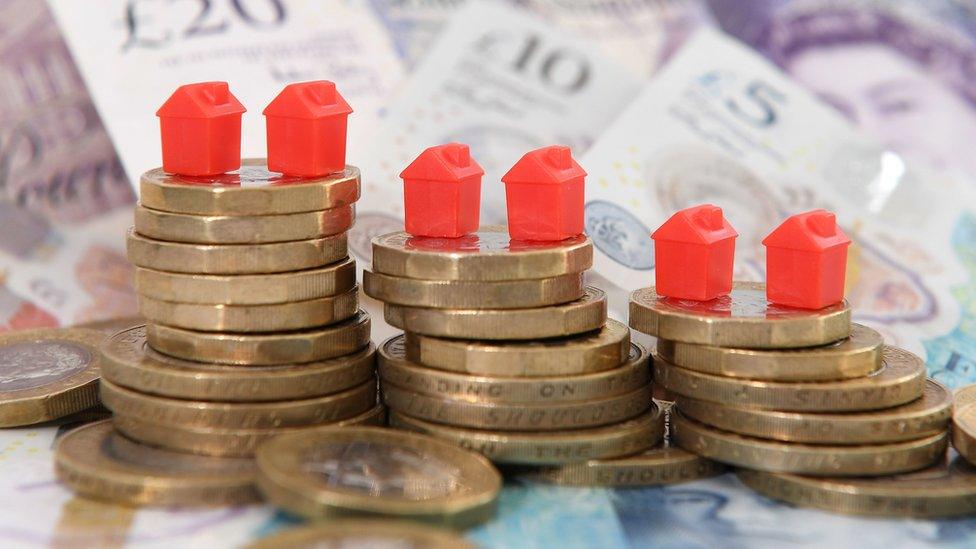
xmin=380 ymin=335 xmax=649 ymax=403
xmin=133 ymin=204 xmax=354 ymax=244
xmin=135 ymin=258 xmax=356 ymax=305
xmin=126 ymin=229 xmax=348 ymax=274
xmin=370 ymin=229 xmax=592 ymax=281
xmin=0 ymin=328 xmax=103 ymax=427
xmin=630 ymin=282 xmax=851 ymax=348
xmin=112 ymin=405 xmax=386 ymax=457
xmin=100 ymin=378 xmax=377 ymax=429
xmin=246 ymin=520 xmax=475 ymax=549
xmin=657 ymin=323 xmax=883 ymax=381
xmin=952 ymin=401 xmax=976 ymax=464
xmin=390 ymin=407 xmax=663 ymax=465
xmin=364 ymin=270 xmax=584 ymax=309
xmin=677 ymin=379 xmax=952 ymax=444
xmin=737 ymin=453 xmax=976 ymax=518
xmin=656 ymin=346 xmax=926 ymax=412
xmin=55 ymin=420 xmax=258 ymax=506
xmin=139 ymin=161 xmax=360 ymax=215
xmin=385 ymin=286 xmax=607 ymax=340
xmin=145 ymin=311 xmax=370 ymax=366
xmin=137 ymin=287 xmax=358 ymax=332
xmin=255 ymin=426 xmax=502 ymax=528
xmin=404 ymin=319 xmax=630 ymax=376
xmin=382 ymin=382 xmax=651 ymax=431
xmin=515 ymin=446 xmax=726 ymax=486
xmin=101 ymin=326 xmax=375 ymax=402
xmin=672 ymin=412 xmax=947 ymax=476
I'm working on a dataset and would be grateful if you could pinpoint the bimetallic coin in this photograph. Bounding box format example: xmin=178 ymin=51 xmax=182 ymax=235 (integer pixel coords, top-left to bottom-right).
xmin=677 ymin=379 xmax=952 ymax=444
xmin=145 ymin=311 xmax=371 ymax=366
xmin=100 ymin=378 xmax=377 ymax=429
xmin=738 ymin=453 xmax=976 ymax=518
xmin=55 ymin=420 xmax=258 ymax=506
xmin=515 ymin=446 xmax=726 ymax=486
xmin=952 ymin=401 xmax=976 ymax=465
xmin=385 ymin=287 xmax=607 ymax=340
xmin=112 ymin=405 xmax=385 ymax=457
xmin=246 ymin=520 xmax=475 ymax=549
xmin=126 ymin=229 xmax=348 ymax=274
xmin=380 ymin=335 xmax=649 ymax=403
xmin=382 ymin=382 xmax=651 ymax=431
xmin=137 ymin=287 xmax=358 ymax=332
xmin=673 ymin=413 xmax=946 ymax=476
xmin=370 ymin=229 xmax=592 ymax=281
xmin=630 ymin=282 xmax=851 ymax=348
xmin=656 ymin=346 xmax=926 ymax=412
xmin=102 ymin=326 xmax=375 ymax=402
xmin=134 ymin=204 xmax=354 ymax=244
xmin=391 ymin=407 xmax=663 ymax=465
xmin=255 ymin=426 xmax=502 ymax=528
xmin=364 ymin=270 xmax=584 ymax=309
xmin=134 ymin=258 xmax=355 ymax=305
xmin=657 ymin=323 xmax=883 ymax=381
xmin=0 ymin=328 xmax=103 ymax=427
xmin=404 ymin=319 xmax=630 ymax=376
xmin=139 ymin=161 xmax=360 ymax=215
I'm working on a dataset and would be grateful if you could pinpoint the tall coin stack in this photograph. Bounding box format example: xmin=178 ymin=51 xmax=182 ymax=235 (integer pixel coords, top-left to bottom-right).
xmin=363 ymin=227 xmax=664 ymax=467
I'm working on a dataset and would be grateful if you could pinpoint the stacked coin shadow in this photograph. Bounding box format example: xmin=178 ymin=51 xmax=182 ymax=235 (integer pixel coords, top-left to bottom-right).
xmin=630 ymin=282 xmax=968 ymax=517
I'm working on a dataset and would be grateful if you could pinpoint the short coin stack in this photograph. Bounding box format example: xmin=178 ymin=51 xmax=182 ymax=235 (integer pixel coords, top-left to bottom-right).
xmin=364 ymin=228 xmax=663 ymax=467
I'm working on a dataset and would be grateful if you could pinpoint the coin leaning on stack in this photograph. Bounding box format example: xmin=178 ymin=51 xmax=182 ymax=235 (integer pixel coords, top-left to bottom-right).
xmin=55 ymin=160 xmax=383 ymax=507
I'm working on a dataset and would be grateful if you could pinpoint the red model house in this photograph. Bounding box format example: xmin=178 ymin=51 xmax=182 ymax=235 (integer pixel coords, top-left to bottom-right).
xmin=264 ymin=80 xmax=352 ymax=177
xmin=763 ymin=209 xmax=851 ymax=309
xmin=156 ymin=82 xmax=245 ymax=176
xmin=651 ymin=204 xmax=737 ymax=301
xmin=400 ymin=143 xmax=483 ymax=238
xmin=502 ymin=145 xmax=585 ymax=241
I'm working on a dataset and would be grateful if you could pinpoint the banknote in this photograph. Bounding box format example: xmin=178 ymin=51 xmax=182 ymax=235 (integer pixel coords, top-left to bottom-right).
xmin=47 ymin=0 xmax=405 ymax=189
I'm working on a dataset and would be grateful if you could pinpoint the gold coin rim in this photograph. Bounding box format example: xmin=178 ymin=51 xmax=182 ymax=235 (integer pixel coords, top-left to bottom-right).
xmin=245 ymin=519 xmax=475 ymax=549
xmin=364 ymin=270 xmax=584 ymax=309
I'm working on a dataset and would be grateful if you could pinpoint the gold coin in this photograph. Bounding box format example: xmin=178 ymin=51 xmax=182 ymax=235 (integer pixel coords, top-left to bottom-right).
xmin=100 ymin=378 xmax=377 ymax=429
xmin=630 ymin=282 xmax=851 ymax=348
xmin=145 ymin=311 xmax=371 ymax=366
xmin=952 ymin=401 xmax=976 ymax=464
xmin=255 ymin=426 xmax=502 ymax=528
xmin=673 ymin=412 xmax=947 ymax=476
xmin=126 ymin=228 xmax=347 ymax=274
xmin=656 ymin=346 xmax=926 ymax=412
xmin=246 ymin=520 xmax=475 ymax=549
xmin=514 ymin=446 xmax=726 ymax=486
xmin=112 ymin=405 xmax=386 ymax=458
xmin=404 ymin=319 xmax=630 ymax=376
xmin=364 ymin=270 xmax=583 ymax=309
xmin=370 ymin=228 xmax=592 ymax=281
xmin=390 ymin=407 xmax=663 ymax=465
xmin=73 ymin=316 xmax=144 ymax=337
xmin=55 ymin=420 xmax=258 ymax=506
xmin=657 ymin=323 xmax=883 ymax=381
xmin=385 ymin=286 xmax=607 ymax=340
xmin=677 ymin=379 xmax=952 ymax=444
xmin=955 ymin=384 xmax=976 ymax=410
xmin=102 ymin=325 xmax=375 ymax=402
xmin=737 ymin=453 xmax=976 ymax=518
xmin=140 ymin=161 xmax=360 ymax=215
xmin=134 ymin=258 xmax=355 ymax=305
xmin=380 ymin=335 xmax=649 ymax=403
xmin=0 ymin=328 xmax=103 ymax=427
xmin=137 ymin=287 xmax=358 ymax=332
xmin=134 ymin=204 xmax=354 ymax=244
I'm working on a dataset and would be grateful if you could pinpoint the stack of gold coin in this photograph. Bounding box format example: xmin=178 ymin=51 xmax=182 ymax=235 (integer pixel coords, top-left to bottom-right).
xmin=363 ymin=228 xmax=665 ymax=469
xmin=631 ymin=282 xmax=951 ymax=483
xmin=55 ymin=160 xmax=382 ymax=507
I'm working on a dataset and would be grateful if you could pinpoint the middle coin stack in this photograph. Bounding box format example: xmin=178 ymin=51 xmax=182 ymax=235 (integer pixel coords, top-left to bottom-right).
xmin=106 ymin=160 xmax=382 ymax=457
xmin=364 ymin=227 xmax=661 ymax=465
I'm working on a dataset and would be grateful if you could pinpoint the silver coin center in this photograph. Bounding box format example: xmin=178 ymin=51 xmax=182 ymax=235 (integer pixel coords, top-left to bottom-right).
xmin=0 ymin=340 xmax=90 ymax=391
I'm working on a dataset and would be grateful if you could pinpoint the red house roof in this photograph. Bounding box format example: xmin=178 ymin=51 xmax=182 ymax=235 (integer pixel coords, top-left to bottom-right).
xmin=763 ymin=209 xmax=850 ymax=251
xmin=652 ymin=204 xmax=738 ymax=244
xmin=263 ymin=80 xmax=352 ymax=119
xmin=400 ymin=143 xmax=484 ymax=182
xmin=502 ymin=145 xmax=586 ymax=184
xmin=156 ymin=81 xmax=245 ymax=119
